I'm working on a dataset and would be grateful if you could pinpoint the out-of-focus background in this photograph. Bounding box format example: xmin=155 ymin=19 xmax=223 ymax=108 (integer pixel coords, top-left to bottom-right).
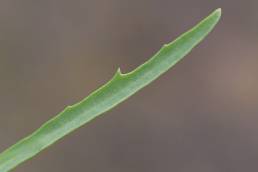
xmin=0 ymin=1 xmax=258 ymax=172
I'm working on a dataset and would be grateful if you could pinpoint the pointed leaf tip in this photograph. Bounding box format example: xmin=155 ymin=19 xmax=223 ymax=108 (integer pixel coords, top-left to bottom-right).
xmin=216 ymin=8 xmax=222 ymax=14
xmin=214 ymin=8 xmax=222 ymax=18
xmin=209 ymin=8 xmax=222 ymax=21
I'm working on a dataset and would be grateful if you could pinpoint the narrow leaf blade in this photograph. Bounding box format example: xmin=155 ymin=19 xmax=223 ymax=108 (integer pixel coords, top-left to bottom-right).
xmin=0 ymin=9 xmax=221 ymax=172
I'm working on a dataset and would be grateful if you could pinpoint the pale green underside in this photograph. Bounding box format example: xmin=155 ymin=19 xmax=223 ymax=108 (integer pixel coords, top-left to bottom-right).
xmin=0 ymin=9 xmax=221 ymax=172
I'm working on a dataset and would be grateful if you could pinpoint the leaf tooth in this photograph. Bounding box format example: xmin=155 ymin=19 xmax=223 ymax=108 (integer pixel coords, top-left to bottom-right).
xmin=116 ymin=67 xmax=122 ymax=75
xmin=112 ymin=67 xmax=125 ymax=79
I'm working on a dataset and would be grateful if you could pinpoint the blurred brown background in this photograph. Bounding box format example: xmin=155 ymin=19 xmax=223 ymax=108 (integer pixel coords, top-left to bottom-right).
xmin=0 ymin=0 xmax=258 ymax=172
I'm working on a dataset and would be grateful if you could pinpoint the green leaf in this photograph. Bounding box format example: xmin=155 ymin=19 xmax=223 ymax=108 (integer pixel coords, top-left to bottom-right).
xmin=0 ymin=9 xmax=221 ymax=172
